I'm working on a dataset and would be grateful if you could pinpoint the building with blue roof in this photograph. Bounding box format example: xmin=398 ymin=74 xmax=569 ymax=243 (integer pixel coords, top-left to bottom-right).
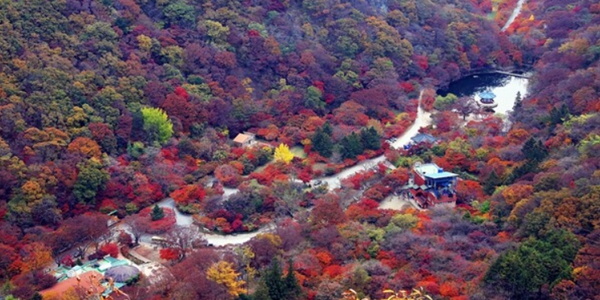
xmin=406 ymin=162 xmax=458 ymax=208
xmin=411 ymin=133 xmax=438 ymax=145
xmin=477 ymin=91 xmax=498 ymax=108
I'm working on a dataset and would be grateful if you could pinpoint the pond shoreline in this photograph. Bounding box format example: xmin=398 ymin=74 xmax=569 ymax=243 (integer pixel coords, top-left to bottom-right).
xmin=436 ymin=66 xmax=533 ymax=91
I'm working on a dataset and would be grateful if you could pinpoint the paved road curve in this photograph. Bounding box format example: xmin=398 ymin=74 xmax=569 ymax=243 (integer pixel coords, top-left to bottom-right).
xmin=311 ymin=90 xmax=430 ymax=191
xmin=501 ymin=0 xmax=527 ymax=32
xmin=194 ymin=90 xmax=431 ymax=246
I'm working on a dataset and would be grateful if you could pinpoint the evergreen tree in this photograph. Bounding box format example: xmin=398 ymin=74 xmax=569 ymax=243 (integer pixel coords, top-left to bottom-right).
xmin=549 ymin=106 xmax=561 ymax=125
xmin=507 ymin=160 xmax=537 ymax=184
xmin=151 ymin=204 xmax=164 ymax=221
xmin=484 ymin=171 xmax=500 ymax=195
xmin=360 ymin=126 xmax=381 ymax=150
xmin=31 ymin=293 xmax=43 ymax=300
xmin=322 ymin=122 xmax=333 ymax=136
xmin=507 ymin=138 xmax=548 ymax=183
xmin=340 ymin=132 xmax=364 ymax=159
xmin=255 ymin=258 xmax=301 ymax=300
xmin=484 ymin=230 xmax=580 ymax=299
xmin=549 ymin=104 xmax=570 ymax=126
xmin=513 ymin=91 xmax=522 ymax=110
xmin=339 ymin=136 xmax=353 ymax=159
xmin=252 ymin=278 xmax=272 ymax=300
xmin=350 ymin=132 xmax=364 ymax=155
xmin=522 ymin=138 xmax=548 ymax=162
xmin=283 ymin=259 xmax=301 ymax=299
xmin=560 ymin=104 xmax=570 ymax=121
xmin=311 ymin=127 xmax=333 ymax=157
xmin=264 ymin=258 xmax=286 ymax=300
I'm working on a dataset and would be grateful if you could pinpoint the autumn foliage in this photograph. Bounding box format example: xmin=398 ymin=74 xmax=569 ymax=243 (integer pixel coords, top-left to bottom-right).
xmin=0 ymin=0 xmax=599 ymax=299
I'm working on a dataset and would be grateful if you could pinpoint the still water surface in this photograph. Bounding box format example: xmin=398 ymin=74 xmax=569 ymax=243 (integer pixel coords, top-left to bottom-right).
xmin=438 ymin=73 xmax=529 ymax=115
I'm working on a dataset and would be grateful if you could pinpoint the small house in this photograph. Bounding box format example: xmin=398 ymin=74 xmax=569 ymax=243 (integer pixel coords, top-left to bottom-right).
xmin=233 ymin=132 xmax=256 ymax=147
xmin=407 ymin=162 xmax=458 ymax=208
xmin=411 ymin=133 xmax=438 ymax=145
xmin=400 ymin=133 xmax=438 ymax=156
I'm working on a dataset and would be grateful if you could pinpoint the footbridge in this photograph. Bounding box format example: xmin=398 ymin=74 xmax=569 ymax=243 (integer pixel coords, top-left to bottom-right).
xmin=494 ymin=70 xmax=531 ymax=79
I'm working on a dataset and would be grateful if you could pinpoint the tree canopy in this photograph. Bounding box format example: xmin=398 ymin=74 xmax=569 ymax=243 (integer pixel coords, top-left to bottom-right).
xmin=141 ymin=107 xmax=174 ymax=145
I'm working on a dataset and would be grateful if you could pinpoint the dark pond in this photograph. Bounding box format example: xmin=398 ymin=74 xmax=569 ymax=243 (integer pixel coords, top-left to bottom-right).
xmin=437 ymin=73 xmax=511 ymax=98
xmin=437 ymin=73 xmax=529 ymax=115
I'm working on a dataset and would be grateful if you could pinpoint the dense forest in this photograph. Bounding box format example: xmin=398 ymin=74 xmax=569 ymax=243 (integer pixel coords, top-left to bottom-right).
xmin=0 ymin=0 xmax=598 ymax=299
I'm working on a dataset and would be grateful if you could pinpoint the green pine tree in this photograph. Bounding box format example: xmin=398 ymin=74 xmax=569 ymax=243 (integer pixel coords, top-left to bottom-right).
xmin=507 ymin=160 xmax=537 ymax=184
xmin=550 ymin=104 xmax=570 ymax=126
xmin=151 ymin=204 xmax=164 ymax=221
xmin=522 ymin=138 xmax=548 ymax=162
xmin=265 ymin=258 xmax=286 ymax=300
xmin=513 ymin=91 xmax=522 ymax=110
xmin=340 ymin=132 xmax=364 ymax=159
xmin=339 ymin=136 xmax=353 ymax=159
xmin=252 ymin=278 xmax=272 ymax=300
xmin=283 ymin=259 xmax=301 ymax=299
xmin=360 ymin=126 xmax=381 ymax=150
xmin=31 ymin=292 xmax=43 ymax=300
xmin=350 ymin=132 xmax=364 ymax=155
xmin=250 ymin=259 xmax=302 ymax=300
xmin=484 ymin=171 xmax=500 ymax=195
xmin=322 ymin=121 xmax=333 ymax=136
xmin=484 ymin=230 xmax=580 ymax=299
xmin=311 ymin=127 xmax=333 ymax=157
xmin=559 ymin=104 xmax=570 ymax=122
xmin=549 ymin=107 xmax=561 ymax=125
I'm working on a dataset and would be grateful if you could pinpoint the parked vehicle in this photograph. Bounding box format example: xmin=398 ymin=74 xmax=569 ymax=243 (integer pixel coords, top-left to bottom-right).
xmin=151 ymin=236 xmax=167 ymax=244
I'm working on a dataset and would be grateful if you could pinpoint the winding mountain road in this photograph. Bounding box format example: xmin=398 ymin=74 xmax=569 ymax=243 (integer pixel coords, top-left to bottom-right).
xmin=501 ymin=0 xmax=526 ymax=32
xmin=310 ymin=90 xmax=430 ymax=191
xmin=152 ymin=197 xmax=273 ymax=246
xmin=195 ymin=90 xmax=431 ymax=245
xmin=191 ymin=0 xmax=531 ymax=243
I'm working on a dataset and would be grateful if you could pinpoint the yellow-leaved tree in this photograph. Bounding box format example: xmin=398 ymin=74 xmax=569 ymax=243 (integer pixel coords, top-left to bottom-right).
xmin=342 ymin=287 xmax=432 ymax=300
xmin=235 ymin=245 xmax=257 ymax=281
xmin=206 ymin=261 xmax=247 ymax=297
xmin=274 ymin=143 xmax=294 ymax=164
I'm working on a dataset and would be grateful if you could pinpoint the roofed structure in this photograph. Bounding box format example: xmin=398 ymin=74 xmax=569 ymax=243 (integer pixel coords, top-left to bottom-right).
xmin=233 ymin=131 xmax=256 ymax=147
xmin=105 ymin=265 xmax=141 ymax=283
xmin=405 ymin=162 xmax=458 ymax=209
xmin=40 ymin=270 xmax=105 ymax=299
xmin=477 ymin=91 xmax=498 ymax=108
xmin=479 ymin=91 xmax=496 ymax=100
xmin=411 ymin=133 xmax=438 ymax=144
